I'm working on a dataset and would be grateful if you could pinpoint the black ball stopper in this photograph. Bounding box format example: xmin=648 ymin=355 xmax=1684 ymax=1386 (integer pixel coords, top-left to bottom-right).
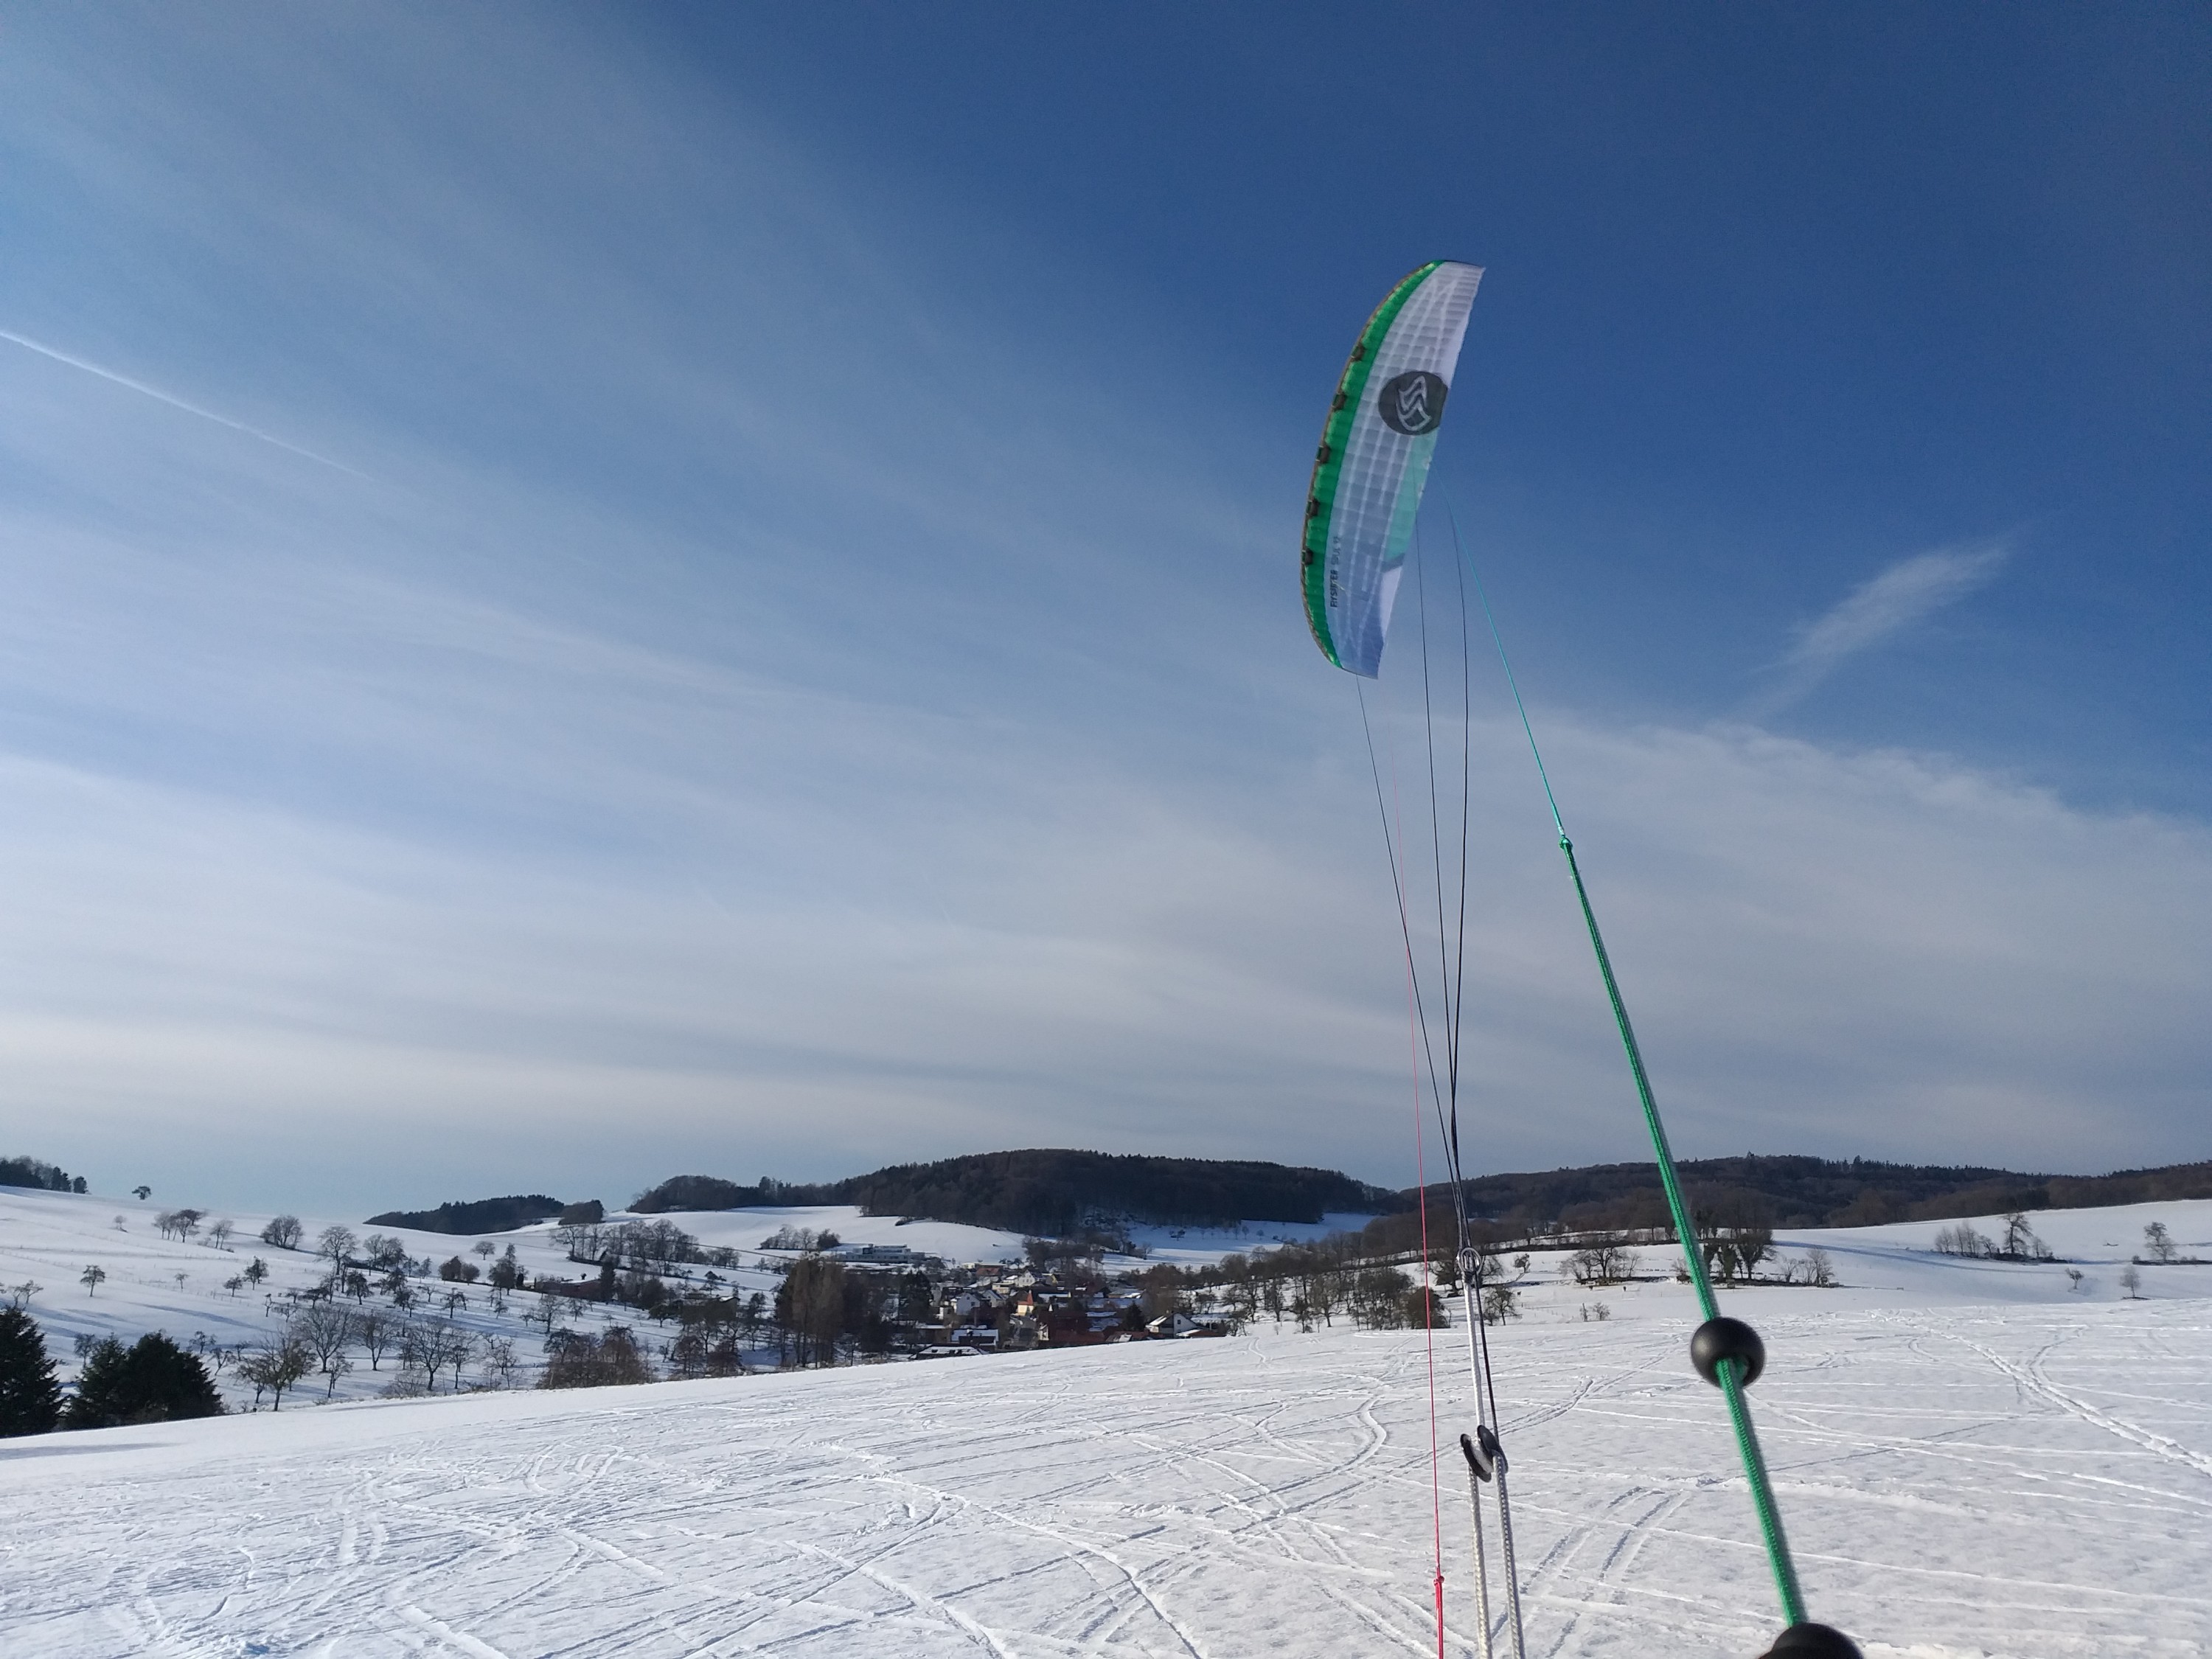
xmin=1458 ymin=1430 xmax=1493 ymax=1481
xmin=1758 ymin=1621 xmax=1863 ymax=1658
xmin=1690 ymin=1315 xmax=1766 ymax=1388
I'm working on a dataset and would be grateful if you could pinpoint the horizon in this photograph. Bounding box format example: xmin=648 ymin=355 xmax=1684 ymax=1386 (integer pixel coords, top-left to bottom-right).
xmin=18 ymin=1141 xmax=2209 ymax=1227
xmin=1 ymin=6 xmax=2206 ymax=1214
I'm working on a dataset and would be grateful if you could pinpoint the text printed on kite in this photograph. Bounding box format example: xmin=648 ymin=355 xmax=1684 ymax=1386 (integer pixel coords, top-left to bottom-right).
xmin=1301 ymin=262 xmax=1863 ymax=1659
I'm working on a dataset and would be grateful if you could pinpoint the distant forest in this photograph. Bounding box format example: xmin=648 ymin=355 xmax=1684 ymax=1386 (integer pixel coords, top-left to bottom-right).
xmin=366 ymin=1194 xmax=564 ymax=1234
xmin=370 ymin=1151 xmax=2211 ymax=1240
xmin=632 ymin=1150 xmax=1399 ymax=1235
xmin=1444 ymin=1154 xmax=2212 ymax=1234
xmin=0 ymin=1155 xmax=86 ymax=1194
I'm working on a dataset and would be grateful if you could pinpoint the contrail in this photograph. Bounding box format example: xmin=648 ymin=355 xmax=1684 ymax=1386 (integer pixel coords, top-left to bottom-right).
xmin=0 ymin=327 xmax=367 ymax=479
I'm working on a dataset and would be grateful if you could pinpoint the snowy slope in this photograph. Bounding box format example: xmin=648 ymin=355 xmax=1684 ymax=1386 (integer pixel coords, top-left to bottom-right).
xmin=1 ymin=1191 xmax=2208 ymax=1656
xmin=0 ymin=1188 xmax=1384 ymax=1408
xmin=1 ymin=1287 xmax=2205 ymax=1657
xmin=649 ymin=1203 xmax=1029 ymax=1265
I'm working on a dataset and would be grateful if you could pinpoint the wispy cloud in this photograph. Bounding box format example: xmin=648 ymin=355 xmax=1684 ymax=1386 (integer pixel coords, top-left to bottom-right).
xmin=0 ymin=329 xmax=366 ymax=478
xmin=1754 ymin=542 xmax=2010 ymax=713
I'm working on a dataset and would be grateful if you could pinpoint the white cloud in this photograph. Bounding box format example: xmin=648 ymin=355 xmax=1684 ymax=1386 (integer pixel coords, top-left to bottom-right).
xmin=1755 ymin=542 xmax=2010 ymax=712
xmin=1 ymin=672 xmax=2206 ymax=1213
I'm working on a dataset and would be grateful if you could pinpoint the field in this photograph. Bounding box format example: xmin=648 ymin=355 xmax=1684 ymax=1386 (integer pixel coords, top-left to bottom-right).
xmin=1 ymin=1194 xmax=2208 ymax=1657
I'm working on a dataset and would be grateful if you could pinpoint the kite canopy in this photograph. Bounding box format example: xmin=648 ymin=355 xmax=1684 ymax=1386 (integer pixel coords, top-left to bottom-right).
xmin=1301 ymin=260 xmax=1484 ymax=676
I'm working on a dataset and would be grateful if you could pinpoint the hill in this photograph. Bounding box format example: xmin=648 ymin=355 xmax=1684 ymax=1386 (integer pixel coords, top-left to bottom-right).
xmin=632 ymin=1150 xmax=1397 ymax=1234
xmin=1439 ymin=1153 xmax=2212 ymax=1233
xmin=364 ymin=1194 xmax=565 ymax=1234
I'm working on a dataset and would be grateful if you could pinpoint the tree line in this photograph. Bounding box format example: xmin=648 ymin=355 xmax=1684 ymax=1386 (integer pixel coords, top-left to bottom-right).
xmin=632 ymin=1150 xmax=1398 ymax=1235
xmin=0 ymin=1155 xmax=87 ymax=1195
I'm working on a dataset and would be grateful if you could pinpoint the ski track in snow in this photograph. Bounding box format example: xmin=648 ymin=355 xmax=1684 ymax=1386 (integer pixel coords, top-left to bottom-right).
xmin=3 ymin=1301 xmax=2209 ymax=1658
xmin=6 ymin=1192 xmax=2211 ymax=1655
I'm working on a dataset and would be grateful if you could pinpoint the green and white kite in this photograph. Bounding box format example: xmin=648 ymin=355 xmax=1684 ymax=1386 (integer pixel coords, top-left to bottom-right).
xmin=1301 ymin=260 xmax=1484 ymax=676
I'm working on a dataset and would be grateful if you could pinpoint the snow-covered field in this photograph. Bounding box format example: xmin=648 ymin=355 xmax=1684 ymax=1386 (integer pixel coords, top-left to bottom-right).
xmin=0 ymin=1189 xmax=1387 ymax=1409
xmin=1 ymin=1190 xmax=2208 ymax=1655
xmin=0 ymin=1192 xmax=1040 ymax=1407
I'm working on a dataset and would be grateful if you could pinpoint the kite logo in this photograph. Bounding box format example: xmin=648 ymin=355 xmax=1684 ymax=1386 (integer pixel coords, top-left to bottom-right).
xmin=1377 ymin=370 xmax=1448 ymax=436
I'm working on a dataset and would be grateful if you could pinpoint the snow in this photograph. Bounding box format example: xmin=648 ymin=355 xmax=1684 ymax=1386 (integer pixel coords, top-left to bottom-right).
xmin=2 ymin=1189 xmax=2209 ymax=1655
xmin=655 ymin=1204 xmax=1031 ymax=1267
xmin=1121 ymin=1212 xmax=1384 ymax=1269
xmin=0 ymin=1189 xmax=1380 ymax=1410
xmin=0 ymin=1192 xmax=1037 ymax=1408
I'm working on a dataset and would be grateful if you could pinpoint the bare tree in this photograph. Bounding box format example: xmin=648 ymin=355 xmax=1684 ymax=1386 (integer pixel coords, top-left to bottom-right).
xmin=293 ymin=1303 xmax=355 ymax=1386
xmin=80 ymin=1265 xmax=107 ymax=1297
xmin=481 ymin=1336 xmax=521 ymax=1389
xmin=261 ymin=1215 xmax=304 ymax=1251
xmin=237 ymin=1334 xmax=310 ymax=1409
xmin=317 ymin=1225 xmax=358 ymax=1276
xmin=355 ymin=1307 xmax=394 ymax=1371
xmin=527 ymin=1290 xmax=560 ymax=1335
xmin=1571 ymin=1245 xmax=1638 ymax=1286
xmin=243 ymin=1256 xmax=269 ymax=1288
xmin=2000 ymin=1211 xmax=2048 ymax=1261
xmin=427 ymin=1323 xmax=476 ymax=1393
xmin=1803 ymin=1247 xmax=1836 ymax=1287
xmin=397 ymin=1320 xmax=473 ymax=1393
xmin=2119 ymin=1264 xmax=2143 ymax=1299
xmin=396 ymin=1320 xmax=431 ymax=1384
xmin=207 ymin=1218 xmax=234 ymax=1250
xmin=224 ymin=1274 xmax=246 ymax=1298
xmin=1933 ymin=1223 xmax=1994 ymax=1257
xmin=552 ymin=1222 xmax=602 ymax=1262
xmin=2143 ymin=1222 xmax=2177 ymax=1264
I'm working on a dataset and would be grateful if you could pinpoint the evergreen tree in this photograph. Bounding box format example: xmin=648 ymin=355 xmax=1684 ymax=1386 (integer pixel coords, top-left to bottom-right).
xmin=64 ymin=1333 xmax=223 ymax=1428
xmin=0 ymin=1307 xmax=63 ymax=1436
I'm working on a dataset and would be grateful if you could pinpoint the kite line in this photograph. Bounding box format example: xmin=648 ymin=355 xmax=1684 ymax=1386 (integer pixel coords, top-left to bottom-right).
xmin=1446 ymin=506 xmax=1809 ymax=1627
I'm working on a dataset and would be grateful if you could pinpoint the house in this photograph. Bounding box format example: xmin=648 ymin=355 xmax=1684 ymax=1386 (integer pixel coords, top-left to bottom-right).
xmin=841 ymin=1243 xmax=917 ymax=1264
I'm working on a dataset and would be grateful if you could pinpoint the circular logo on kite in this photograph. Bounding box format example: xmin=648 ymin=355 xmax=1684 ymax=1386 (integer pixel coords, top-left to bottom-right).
xmin=1377 ymin=370 xmax=1449 ymax=436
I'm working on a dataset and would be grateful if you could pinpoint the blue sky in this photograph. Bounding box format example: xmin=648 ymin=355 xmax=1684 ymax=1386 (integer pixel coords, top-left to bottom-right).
xmin=0 ymin=5 xmax=2205 ymax=1214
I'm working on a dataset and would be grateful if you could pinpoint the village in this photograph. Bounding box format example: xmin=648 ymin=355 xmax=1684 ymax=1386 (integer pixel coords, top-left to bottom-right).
xmin=508 ymin=1211 xmax=1451 ymax=1374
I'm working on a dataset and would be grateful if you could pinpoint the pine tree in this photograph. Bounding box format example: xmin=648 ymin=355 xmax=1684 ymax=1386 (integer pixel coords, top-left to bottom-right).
xmin=0 ymin=1307 xmax=63 ymax=1436
xmin=64 ymin=1333 xmax=223 ymax=1428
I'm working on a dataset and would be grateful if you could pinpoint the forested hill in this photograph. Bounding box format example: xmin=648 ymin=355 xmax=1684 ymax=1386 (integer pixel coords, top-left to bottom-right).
xmin=632 ymin=1151 xmax=1398 ymax=1234
xmin=1445 ymin=1154 xmax=2212 ymax=1234
xmin=365 ymin=1194 xmax=564 ymax=1234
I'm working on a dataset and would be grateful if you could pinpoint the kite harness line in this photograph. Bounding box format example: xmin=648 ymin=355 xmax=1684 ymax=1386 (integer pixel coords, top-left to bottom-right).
xmin=1450 ymin=509 xmax=1865 ymax=1659
xmin=1355 ymin=644 xmax=1527 ymax=1659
